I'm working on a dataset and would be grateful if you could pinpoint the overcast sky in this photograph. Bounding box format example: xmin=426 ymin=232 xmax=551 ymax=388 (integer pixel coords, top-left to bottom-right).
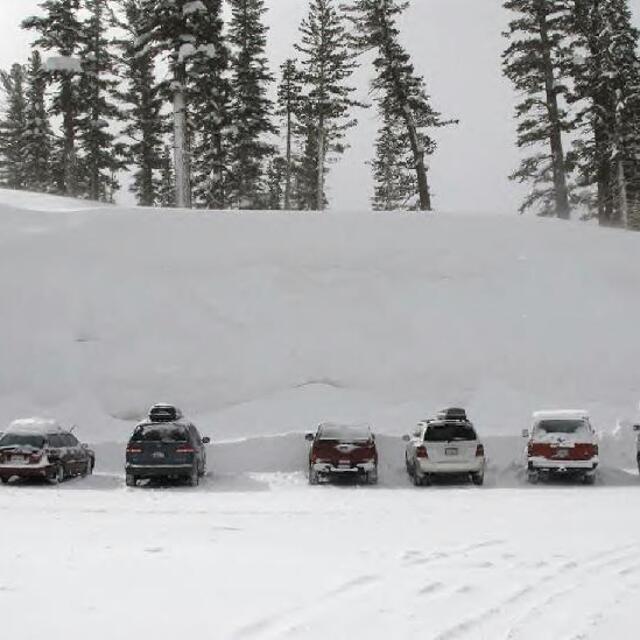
xmin=2 ymin=1 xmax=640 ymax=213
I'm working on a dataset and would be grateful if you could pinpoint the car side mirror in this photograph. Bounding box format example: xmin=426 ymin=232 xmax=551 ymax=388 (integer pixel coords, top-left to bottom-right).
xmin=633 ymin=425 xmax=640 ymax=432
xmin=521 ymin=429 xmax=530 ymax=438
xmin=305 ymin=433 xmax=315 ymax=442
xmin=202 ymin=437 xmax=211 ymax=445
xmin=402 ymin=435 xmax=411 ymax=442
xmin=80 ymin=443 xmax=89 ymax=449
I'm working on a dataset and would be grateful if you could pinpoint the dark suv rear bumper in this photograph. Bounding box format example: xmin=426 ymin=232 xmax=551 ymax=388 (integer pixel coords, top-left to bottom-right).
xmin=126 ymin=464 xmax=194 ymax=479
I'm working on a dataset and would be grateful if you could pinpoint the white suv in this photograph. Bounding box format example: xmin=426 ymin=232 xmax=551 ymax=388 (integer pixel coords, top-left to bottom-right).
xmin=524 ymin=410 xmax=599 ymax=484
xmin=404 ymin=417 xmax=486 ymax=486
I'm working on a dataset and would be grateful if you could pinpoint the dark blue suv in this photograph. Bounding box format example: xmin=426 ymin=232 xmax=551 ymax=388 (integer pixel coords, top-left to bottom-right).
xmin=125 ymin=405 xmax=210 ymax=487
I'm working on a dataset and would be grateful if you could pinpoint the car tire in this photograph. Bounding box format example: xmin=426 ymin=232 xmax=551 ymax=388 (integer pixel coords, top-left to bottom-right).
xmin=81 ymin=459 xmax=93 ymax=477
xmin=582 ymin=473 xmax=596 ymax=486
xmin=188 ymin=466 xmax=199 ymax=487
xmin=527 ymin=470 xmax=540 ymax=485
xmin=405 ymin=455 xmax=413 ymax=476
xmin=309 ymin=467 xmax=319 ymax=485
xmin=471 ymin=472 xmax=484 ymax=486
xmin=413 ymin=470 xmax=425 ymax=487
xmin=49 ymin=463 xmax=64 ymax=485
xmin=125 ymin=473 xmax=137 ymax=487
xmin=0 ymin=477 xmax=9 ymax=485
xmin=366 ymin=469 xmax=378 ymax=485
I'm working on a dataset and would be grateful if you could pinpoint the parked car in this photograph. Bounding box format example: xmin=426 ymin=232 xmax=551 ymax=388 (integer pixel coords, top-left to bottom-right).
xmin=524 ymin=410 xmax=599 ymax=484
xmin=306 ymin=423 xmax=378 ymax=485
xmin=404 ymin=410 xmax=486 ymax=486
xmin=0 ymin=418 xmax=95 ymax=484
xmin=125 ymin=404 xmax=210 ymax=487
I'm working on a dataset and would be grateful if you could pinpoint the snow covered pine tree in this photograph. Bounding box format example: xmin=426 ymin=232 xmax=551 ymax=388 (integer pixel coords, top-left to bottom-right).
xmin=0 ymin=64 xmax=28 ymax=190
xmin=276 ymin=58 xmax=303 ymax=210
xmin=227 ymin=0 xmax=276 ymax=209
xmin=295 ymin=0 xmax=364 ymax=211
xmin=23 ymin=50 xmax=54 ymax=193
xmin=23 ymin=0 xmax=84 ymax=197
xmin=572 ymin=0 xmax=640 ymax=229
xmin=117 ymin=0 xmax=165 ymax=207
xmin=78 ymin=0 xmax=125 ymax=202
xmin=503 ymin=0 xmax=573 ymax=218
xmin=344 ymin=0 xmax=455 ymax=211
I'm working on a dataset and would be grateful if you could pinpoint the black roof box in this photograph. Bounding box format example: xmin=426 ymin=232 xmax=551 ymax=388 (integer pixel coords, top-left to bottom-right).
xmin=436 ymin=407 xmax=468 ymax=422
xmin=148 ymin=404 xmax=183 ymax=423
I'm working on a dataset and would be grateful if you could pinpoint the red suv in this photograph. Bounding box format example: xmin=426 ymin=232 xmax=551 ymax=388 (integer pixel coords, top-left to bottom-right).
xmin=306 ymin=423 xmax=378 ymax=485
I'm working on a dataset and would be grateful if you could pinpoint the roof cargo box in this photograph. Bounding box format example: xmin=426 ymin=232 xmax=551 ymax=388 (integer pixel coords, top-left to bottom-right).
xmin=148 ymin=404 xmax=183 ymax=423
xmin=436 ymin=407 xmax=468 ymax=422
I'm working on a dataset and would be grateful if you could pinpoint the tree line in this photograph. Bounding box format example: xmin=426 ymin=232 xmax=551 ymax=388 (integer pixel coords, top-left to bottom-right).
xmin=0 ymin=0 xmax=450 ymax=212
xmin=1 ymin=0 xmax=640 ymax=229
xmin=503 ymin=0 xmax=640 ymax=229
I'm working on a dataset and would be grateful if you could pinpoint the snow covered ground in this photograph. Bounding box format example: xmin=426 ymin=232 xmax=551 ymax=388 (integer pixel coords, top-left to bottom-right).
xmin=1 ymin=190 xmax=640 ymax=638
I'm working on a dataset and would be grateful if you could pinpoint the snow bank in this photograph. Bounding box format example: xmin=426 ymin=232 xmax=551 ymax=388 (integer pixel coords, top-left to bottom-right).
xmin=0 ymin=190 xmax=639 ymax=457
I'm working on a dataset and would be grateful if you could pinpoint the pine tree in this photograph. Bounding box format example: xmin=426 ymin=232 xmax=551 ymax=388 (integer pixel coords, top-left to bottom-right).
xmin=0 ymin=64 xmax=28 ymax=190
xmin=572 ymin=0 xmax=640 ymax=228
xmin=117 ymin=0 xmax=164 ymax=207
xmin=23 ymin=50 xmax=53 ymax=192
xmin=265 ymin=156 xmax=286 ymax=210
xmin=78 ymin=0 xmax=125 ymax=202
xmin=23 ymin=0 xmax=83 ymax=196
xmin=137 ymin=0 xmax=200 ymax=208
xmin=159 ymin=144 xmax=176 ymax=207
xmin=295 ymin=0 xmax=364 ymax=211
xmin=227 ymin=0 xmax=276 ymax=209
xmin=502 ymin=0 xmax=573 ymax=218
xmin=276 ymin=59 xmax=303 ymax=210
xmin=190 ymin=0 xmax=232 ymax=210
xmin=370 ymin=109 xmax=416 ymax=210
xmin=344 ymin=0 xmax=455 ymax=211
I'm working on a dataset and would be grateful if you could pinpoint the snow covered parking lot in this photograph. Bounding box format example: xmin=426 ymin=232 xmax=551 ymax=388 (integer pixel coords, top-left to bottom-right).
xmin=2 ymin=476 xmax=640 ymax=640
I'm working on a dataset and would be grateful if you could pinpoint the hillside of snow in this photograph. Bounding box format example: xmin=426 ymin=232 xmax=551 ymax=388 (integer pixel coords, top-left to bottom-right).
xmin=2 ymin=188 xmax=639 ymax=446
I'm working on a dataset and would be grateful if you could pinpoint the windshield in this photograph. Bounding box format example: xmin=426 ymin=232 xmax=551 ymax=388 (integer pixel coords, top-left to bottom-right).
xmin=425 ymin=423 xmax=477 ymax=442
xmin=0 ymin=433 xmax=46 ymax=449
xmin=536 ymin=420 xmax=586 ymax=434
xmin=130 ymin=424 xmax=189 ymax=443
xmin=318 ymin=424 xmax=371 ymax=442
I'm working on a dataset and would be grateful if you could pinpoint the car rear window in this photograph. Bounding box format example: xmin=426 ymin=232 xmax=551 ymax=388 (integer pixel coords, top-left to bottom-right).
xmin=424 ymin=423 xmax=477 ymax=442
xmin=317 ymin=424 xmax=371 ymax=442
xmin=0 ymin=433 xmax=46 ymax=448
xmin=130 ymin=424 xmax=189 ymax=443
xmin=535 ymin=420 xmax=587 ymax=434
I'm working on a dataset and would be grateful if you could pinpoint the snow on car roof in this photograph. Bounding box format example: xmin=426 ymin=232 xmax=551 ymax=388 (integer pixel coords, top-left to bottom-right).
xmin=6 ymin=417 xmax=64 ymax=434
xmin=532 ymin=410 xmax=590 ymax=422
xmin=317 ymin=423 xmax=372 ymax=440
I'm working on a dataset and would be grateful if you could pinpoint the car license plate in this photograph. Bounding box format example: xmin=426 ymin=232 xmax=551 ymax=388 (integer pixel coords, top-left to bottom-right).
xmin=152 ymin=452 xmax=165 ymax=459
xmin=445 ymin=448 xmax=458 ymax=456
xmin=12 ymin=455 xmax=25 ymax=463
xmin=339 ymin=459 xmax=351 ymax=468
xmin=555 ymin=449 xmax=570 ymax=459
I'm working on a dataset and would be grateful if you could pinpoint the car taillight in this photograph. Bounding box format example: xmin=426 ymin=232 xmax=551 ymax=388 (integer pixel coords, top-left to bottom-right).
xmin=476 ymin=444 xmax=485 ymax=457
xmin=590 ymin=443 xmax=599 ymax=456
xmin=528 ymin=442 xmax=543 ymax=456
xmin=416 ymin=446 xmax=428 ymax=459
xmin=126 ymin=446 xmax=142 ymax=454
xmin=176 ymin=446 xmax=195 ymax=454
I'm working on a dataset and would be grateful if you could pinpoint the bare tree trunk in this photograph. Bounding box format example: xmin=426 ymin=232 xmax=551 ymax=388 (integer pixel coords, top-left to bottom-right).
xmin=535 ymin=0 xmax=570 ymax=220
xmin=284 ymin=108 xmax=292 ymax=210
xmin=316 ymin=116 xmax=325 ymax=211
xmin=173 ymin=63 xmax=191 ymax=209
xmin=61 ymin=75 xmax=76 ymax=197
